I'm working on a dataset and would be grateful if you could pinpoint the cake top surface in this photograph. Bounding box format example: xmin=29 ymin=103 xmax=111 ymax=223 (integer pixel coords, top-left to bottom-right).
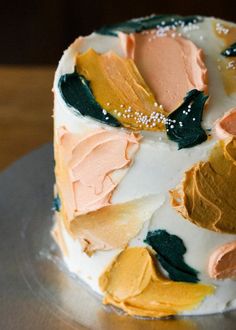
xmin=55 ymin=14 xmax=236 ymax=150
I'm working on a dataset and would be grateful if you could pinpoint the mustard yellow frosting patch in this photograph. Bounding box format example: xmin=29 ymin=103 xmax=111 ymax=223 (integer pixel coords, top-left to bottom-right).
xmin=213 ymin=20 xmax=236 ymax=95
xmin=76 ymin=49 xmax=166 ymax=131
xmin=171 ymin=138 xmax=236 ymax=234
xmin=99 ymin=247 xmax=214 ymax=318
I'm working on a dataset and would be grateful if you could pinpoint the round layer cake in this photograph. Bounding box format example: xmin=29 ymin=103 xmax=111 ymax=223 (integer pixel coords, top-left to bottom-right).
xmin=52 ymin=15 xmax=236 ymax=318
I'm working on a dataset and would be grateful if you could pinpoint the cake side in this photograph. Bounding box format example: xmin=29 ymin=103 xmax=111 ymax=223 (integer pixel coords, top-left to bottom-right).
xmin=52 ymin=15 xmax=236 ymax=318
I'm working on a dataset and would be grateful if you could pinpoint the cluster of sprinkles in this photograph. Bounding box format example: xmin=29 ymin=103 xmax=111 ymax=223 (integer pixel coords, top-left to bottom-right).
xmin=103 ymin=101 xmax=197 ymax=131
xmin=141 ymin=18 xmax=203 ymax=41
xmin=217 ymin=58 xmax=236 ymax=72
xmin=216 ymin=22 xmax=229 ymax=35
xmin=215 ymin=22 xmax=236 ymax=73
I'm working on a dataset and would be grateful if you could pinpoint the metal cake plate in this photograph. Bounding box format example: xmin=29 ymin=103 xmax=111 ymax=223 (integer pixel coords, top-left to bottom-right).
xmin=0 ymin=144 xmax=236 ymax=330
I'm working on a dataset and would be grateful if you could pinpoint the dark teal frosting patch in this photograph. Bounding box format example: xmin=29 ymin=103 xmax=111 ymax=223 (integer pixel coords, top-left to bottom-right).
xmin=58 ymin=71 xmax=121 ymax=127
xmin=221 ymin=42 xmax=236 ymax=57
xmin=166 ymin=89 xmax=208 ymax=149
xmin=97 ymin=15 xmax=203 ymax=36
xmin=53 ymin=195 xmax=61 ymax=212
xmin=144 ymin=229 xmax=199 ymax=283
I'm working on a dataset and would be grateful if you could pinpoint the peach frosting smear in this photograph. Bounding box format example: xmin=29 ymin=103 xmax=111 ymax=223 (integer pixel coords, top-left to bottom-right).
xmin=215 ymin=108 xmax=236 ymax=139
xmin=119 ymin=31 xmax=208 ymax=112
xmin=208 ymin=241 xmax=236 ymax=280
xmin=55 ymin=127 xmax=141 ymax=222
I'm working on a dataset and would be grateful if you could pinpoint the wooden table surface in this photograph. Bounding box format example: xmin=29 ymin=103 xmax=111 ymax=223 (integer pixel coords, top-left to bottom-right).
xmin=0 ymin=66 xmax=54 ymax=171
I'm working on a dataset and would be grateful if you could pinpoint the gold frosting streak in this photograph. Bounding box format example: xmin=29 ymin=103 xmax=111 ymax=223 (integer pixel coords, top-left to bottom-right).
xmin=171 ymin=138 xmax=236 ymax=233
xmin=99 ymin=247 xmax=214 ymax=317
xmin=69 ymin=195 xmax=164 ymax=256
xmin=76 ymin=49 xmax=166 ymax=131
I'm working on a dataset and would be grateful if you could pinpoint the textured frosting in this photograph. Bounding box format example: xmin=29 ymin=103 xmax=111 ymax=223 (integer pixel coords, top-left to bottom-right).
xmin=208 ymin=241 xmax=236 ymax=279
xmin=76 ymin=48 xmax=166 ymax=131
xmin=53 ymin=16 xmax=236 ymax=317
xmin=119 ymin=32 xmax=208 ymax=112
xmin=99 ymin=247 xmax=214 ymax=317
xmin=171 ymin=138 xmax=236 ymax=234
xmin=55 ymin=127 xmax=140 ymax=220
xmin=69 ymin=195 xmax=164 ymax=255
xmin=215 ymin=108 xmax=236 ymax=139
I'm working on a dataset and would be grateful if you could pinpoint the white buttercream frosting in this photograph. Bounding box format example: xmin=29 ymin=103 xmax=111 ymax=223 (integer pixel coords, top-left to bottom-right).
xmin=53 ymin=16 xmax=236 ymax=316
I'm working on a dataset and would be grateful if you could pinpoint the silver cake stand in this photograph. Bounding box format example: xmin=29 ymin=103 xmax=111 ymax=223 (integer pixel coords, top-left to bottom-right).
xmin=0 ymin=144 xmax=235 ymax=330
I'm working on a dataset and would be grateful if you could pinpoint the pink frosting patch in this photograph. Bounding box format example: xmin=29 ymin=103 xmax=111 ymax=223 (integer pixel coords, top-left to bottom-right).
xmin=119 ymin=31 xmax=208 ymax=112
xmin=208 ymin=241 xmax=236 ymax=280
xmin=56 ymin=127 xmax=140 ymax=220
xmin=215 ymin=108 xmax=236 ymax=139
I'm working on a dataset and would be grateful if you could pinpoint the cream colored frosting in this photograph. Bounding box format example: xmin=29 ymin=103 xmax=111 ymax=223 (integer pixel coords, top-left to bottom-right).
xmin=119 ymin=31 xmax=208 ymax=112
xmin=208 ymin=241 xmax=236 ymax=279
xmin=215 ymin=108 xmax=236 ymax=139
xmin=55 ymin=127 xmax=140 ymax=221
xmin=69 ymin=194 xmax=164 ymax=255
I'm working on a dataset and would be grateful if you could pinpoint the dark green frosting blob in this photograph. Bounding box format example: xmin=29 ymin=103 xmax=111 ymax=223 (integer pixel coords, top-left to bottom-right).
xmin=144 ymin=229 xmax=199 ymax=283
xmin=221 ymin=42 xmax=236 ymax=57
xmin=166 ymin=89 xmax=208 ymax=149
xmin=58 ymin=71 xmax=121 ymax=127
xmin=53 ymin=195 xmax=61 ymax=212
xmin=97 ymin=15 xmax=203 ymax=36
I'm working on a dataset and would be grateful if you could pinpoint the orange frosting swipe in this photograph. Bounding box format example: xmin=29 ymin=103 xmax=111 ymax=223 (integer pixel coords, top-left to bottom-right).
xmin=215 ymin=108 xmax=236 ymax=139
xmin=119 ymin=32 xmax=208 ymax=112
xmin=55 ymin=127 xmax=140 ymax=221
xmin=208 ymin=241 xmax=236 ymax=280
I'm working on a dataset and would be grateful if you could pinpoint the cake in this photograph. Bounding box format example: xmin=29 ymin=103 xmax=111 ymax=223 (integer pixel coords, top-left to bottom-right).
xmin=52 ymin=15 xmax=236 ymax=318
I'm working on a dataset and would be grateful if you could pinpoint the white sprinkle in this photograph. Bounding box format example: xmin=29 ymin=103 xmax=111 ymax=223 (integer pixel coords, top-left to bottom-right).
xmin=226 ymin=60 xmax=236 ymax=70
xmin=120 ymin=104 xmax=124 ymax=108
xmin=102 ymin=109 xmax=107 ymax=115
xmin=193 ymin=118 xmax=196 ymax=121
xmin=106 ymin=102 xmax=110 ymax=106
xmin=117 ymin=112 xmax=121 ymax=117
xmin=216 ymin=22 xmax=229 ymax=35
